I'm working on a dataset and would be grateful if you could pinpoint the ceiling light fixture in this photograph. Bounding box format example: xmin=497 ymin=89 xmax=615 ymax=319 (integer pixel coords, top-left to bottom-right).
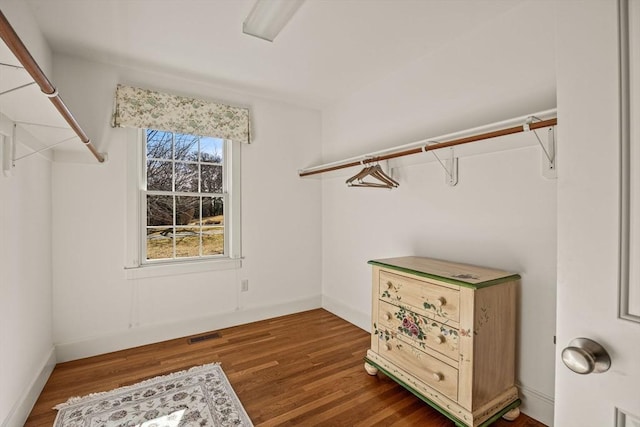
xmin=242 ymin=0 xmax=305 ymax=42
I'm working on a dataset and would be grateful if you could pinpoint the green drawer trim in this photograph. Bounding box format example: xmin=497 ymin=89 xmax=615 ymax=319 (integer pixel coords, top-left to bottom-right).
xmin=364 ymin=357 xmax=521 ymax=427
xmin=368 ymin=260 xmax=520 ymax=289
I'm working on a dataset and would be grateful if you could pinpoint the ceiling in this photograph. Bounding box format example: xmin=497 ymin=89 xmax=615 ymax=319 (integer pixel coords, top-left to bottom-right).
xmin=1 ymin=0 xmax=534 ymax=161
xmin=23 ymin=0 xmax=526 ymax=109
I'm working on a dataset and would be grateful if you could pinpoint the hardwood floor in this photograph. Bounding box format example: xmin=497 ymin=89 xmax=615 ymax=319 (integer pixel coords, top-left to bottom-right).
xmin=26 ymin=309 xmax=546 ymax=426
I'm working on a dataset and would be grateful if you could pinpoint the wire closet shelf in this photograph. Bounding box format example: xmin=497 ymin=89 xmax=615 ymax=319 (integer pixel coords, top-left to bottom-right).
xmin=0 ymin=10 xmax=104 ymax=163
xmin=298 ymin=109 xmax=557 ymax=178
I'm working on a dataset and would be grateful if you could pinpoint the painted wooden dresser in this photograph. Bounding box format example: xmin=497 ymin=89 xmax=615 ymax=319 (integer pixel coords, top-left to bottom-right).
xmin=364 ymin=256 xmax=521 ymax=427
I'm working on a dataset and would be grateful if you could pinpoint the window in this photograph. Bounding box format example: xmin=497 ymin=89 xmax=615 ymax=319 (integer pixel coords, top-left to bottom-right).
xmin=115 ymin=85 xmax=247 ymax=275
xmin=140 ymin=129 xmax=239 ymax=264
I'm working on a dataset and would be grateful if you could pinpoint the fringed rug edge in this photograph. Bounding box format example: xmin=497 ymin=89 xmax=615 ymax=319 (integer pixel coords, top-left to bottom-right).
xmin=52 ymin=362 xmax=222 ymax=411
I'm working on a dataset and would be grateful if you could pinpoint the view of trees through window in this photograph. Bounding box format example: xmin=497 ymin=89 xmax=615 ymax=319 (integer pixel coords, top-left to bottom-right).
xmin=145 ymin=129 xmax=225 ymax=260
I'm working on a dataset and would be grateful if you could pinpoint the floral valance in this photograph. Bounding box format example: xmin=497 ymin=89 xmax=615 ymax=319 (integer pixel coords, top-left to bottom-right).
xmin=112 ymin=84 xmax=251 ymax=143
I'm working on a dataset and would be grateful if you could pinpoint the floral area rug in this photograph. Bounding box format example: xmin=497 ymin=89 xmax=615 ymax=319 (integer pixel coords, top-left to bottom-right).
xmin=53 ymin=363 xmax=252 ymax=427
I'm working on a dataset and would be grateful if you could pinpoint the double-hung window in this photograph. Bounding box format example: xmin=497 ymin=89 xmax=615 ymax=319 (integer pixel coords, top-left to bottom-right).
xmin=143 ymin=129 xmax=230 ymax=262
xmin=115 ymin=84 xmax=247 ymax=272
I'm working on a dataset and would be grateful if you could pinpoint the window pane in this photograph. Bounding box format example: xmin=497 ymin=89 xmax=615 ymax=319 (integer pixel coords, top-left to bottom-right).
xmin=202 ymin=197 xmax=223 ymax=223
xmin=174 ymin=133 xmax=199 ymax=161
xmin=143 ymin=129 xmax=231 ymax=262
xmin=176 ymin=196 xmax=200 ymax=226
xmin=200 ymin=137 xmax=223 ymax=163
xmin=146 ymin=130 xmax=172 ymax=159
xmin=202 ymin=226 xmax=224 ymax=255
xmin=147 ymin=228 xmax=173 ymax=259
xmin=174 ymin=162 xmax=198 ymax=192
xmin=147 ymin=195 xmax=173 ymax=226
xmin=175 ymin=227 xmax=200 ymax=258
xmin=200 ymin=164 xmax=223 ymax=193
xmin=147 ymin=160 xmax=173 ymax=191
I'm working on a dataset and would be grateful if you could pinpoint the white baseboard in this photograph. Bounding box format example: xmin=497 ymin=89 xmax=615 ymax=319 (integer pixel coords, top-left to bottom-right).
xmin=321 ymin=295 xmax=370 ymax=332
xmin=1 ymin=347 xmax=56 ymax=427
xmin=55 ymin=295 xmax=322 ymax=362
xmin=517 ymin=382 xmax=555 ymax=426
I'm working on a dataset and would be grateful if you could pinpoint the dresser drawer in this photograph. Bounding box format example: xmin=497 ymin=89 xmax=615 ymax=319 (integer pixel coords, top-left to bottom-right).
xmin=378 ymin=334 xmax=459 ymax=401
xmin=379 ymin=271 xmax=460 ymax=323
xmin=377 ymin=300 xmax=460 ymax=362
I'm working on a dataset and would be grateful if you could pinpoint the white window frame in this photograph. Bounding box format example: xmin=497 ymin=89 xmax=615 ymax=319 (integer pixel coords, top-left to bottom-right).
xmin=125 ymin=128 xmax=241 ymax=279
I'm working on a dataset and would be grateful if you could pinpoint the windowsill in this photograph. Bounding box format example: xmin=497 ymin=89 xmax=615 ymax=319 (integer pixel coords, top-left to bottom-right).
xmin=125 ymin=257 xmax=242 ymax=280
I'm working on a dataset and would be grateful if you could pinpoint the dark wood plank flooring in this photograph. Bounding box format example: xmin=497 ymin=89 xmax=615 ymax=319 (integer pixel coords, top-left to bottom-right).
xmin=26 ymin=309 xmax=546 ymax=426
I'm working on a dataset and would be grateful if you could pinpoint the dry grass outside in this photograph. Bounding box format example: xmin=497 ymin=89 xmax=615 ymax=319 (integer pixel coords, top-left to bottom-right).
xmin=199 ymin=215 xmax=223 ymax=226
xmin=147 ymin=216 xmax=224 ymax=260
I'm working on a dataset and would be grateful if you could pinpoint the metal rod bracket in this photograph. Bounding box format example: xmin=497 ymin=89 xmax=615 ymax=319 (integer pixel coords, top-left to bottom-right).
xmin=426 ymin=145 xmax=458 ymax=186
xmin=1 ymin=132 xmax=15 ymax=177
xmin=445 ymin=148 xmax=458 ymax=186
xmin=540 ymin=127 xmax=557 ymax=179
xmin=525 ymin=116 xmax=556 ymax=179
xmin=43 ymin=87 xmax=59 ymax=98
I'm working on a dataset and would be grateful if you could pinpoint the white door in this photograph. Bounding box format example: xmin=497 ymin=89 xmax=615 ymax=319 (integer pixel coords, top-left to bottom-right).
xmin=555 ymin=1 xmax=640 ymax=426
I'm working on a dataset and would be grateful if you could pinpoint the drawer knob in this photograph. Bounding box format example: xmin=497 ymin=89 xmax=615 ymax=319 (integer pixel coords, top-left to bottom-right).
xmin=432 ymin=372 xmax=443 ymax=382
xmin=386 ymin=281 xmax=394 ymax=290
xmin=434 ymin=335 xmax=445 ymax=344
xmin=435 ymin=297 xmax=446 ymax=307
xmin=384 ymin=343 xmax=392 ymax=351
xmin=383 ymin=312 xmax=392 ymax=321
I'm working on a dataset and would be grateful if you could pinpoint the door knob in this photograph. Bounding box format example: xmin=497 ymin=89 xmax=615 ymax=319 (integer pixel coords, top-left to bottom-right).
xmin=561 ymin=338 xmax=611 ymax=374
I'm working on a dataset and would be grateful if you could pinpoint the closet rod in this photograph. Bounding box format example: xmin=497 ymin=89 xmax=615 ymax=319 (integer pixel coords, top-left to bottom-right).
xmin=299 ymin=116 xmax=557 ymax=177
xmin=0 ymin=11 xmax=105 ymax=163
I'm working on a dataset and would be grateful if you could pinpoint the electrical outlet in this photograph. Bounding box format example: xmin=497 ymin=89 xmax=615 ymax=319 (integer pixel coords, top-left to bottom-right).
xmin=241 ymin=279 xmax=249 ymax=292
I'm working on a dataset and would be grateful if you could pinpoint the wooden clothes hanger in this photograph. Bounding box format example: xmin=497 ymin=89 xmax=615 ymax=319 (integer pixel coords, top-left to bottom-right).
xmin=346 ymin=162 xmax=399 ymax=189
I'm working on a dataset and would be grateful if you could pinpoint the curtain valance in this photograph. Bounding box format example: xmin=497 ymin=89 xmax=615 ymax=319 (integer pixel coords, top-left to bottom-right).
xmin=112 ymin=84 xmax=251 ymax=143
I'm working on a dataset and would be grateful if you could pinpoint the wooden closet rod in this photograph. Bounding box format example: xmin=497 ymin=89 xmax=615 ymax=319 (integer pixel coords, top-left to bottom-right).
xmin=0 ymin=11 xmax=105 ymax=163
xmin=299 ymin=116 xmax=557 ymax=177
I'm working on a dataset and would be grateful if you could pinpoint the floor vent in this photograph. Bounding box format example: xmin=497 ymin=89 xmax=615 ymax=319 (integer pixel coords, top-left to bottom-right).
xmin=188 ymin=332 xmax=221 ymax=344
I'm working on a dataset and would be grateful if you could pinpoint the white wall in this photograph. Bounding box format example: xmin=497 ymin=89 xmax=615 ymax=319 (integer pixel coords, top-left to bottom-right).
xmin=0 ymin=2 xmax=56 ymax=426
xmin=0 ymin=154 xmax=56 ymax=427
xmin=319 ymin=2 xmax=556 ymax=425
xmin=50 ymin=54 xmax=323 ymax=361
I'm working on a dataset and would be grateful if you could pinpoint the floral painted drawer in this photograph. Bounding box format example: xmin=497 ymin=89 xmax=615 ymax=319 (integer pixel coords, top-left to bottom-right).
xmin=377 ymin=330 xmax=459 ymax=401
xmin=365 ymin=256 xmax=522 ymax=427
xmin=376 ymin=300 xmax=460 ymax=362
xmin=379 ymin=270 xmax=460 ymax=323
